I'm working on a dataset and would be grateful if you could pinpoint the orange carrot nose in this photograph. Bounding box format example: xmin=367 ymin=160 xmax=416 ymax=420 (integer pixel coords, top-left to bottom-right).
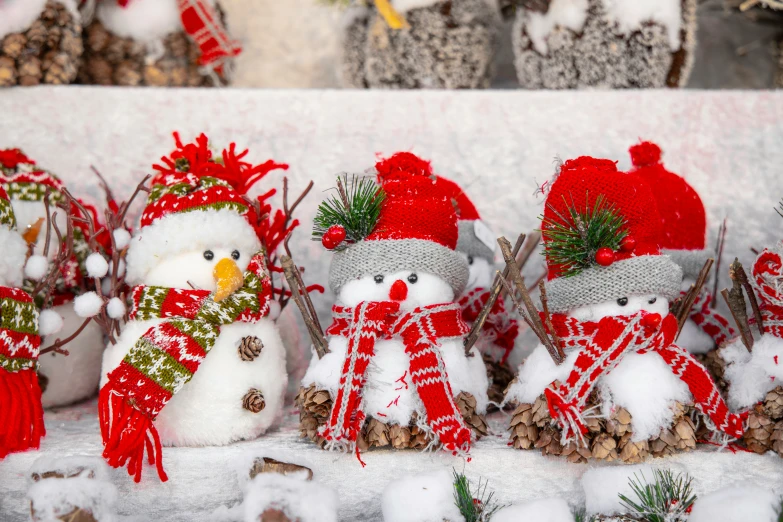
xmin=22 ymin=217 xmax=45 ymax=245
xmin=641 ymin=313 xmax=662 ymax=330
xmin=213 ymin=258 xmax=244 ymax=302
xmin=389 ymin=280 xmax=408 ymax=302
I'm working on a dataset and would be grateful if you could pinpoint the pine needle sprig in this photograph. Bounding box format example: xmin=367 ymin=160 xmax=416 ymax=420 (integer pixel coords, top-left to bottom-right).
xmin=541 ymin=193 xmax=628 ymax=277
xmin=618 ymin=469 xmax=696 ymax=522
xmin=453 ymin=469 xmax=504 ymax=522
xmin=312 ymin=174 xmax=384 ymax=250
xmin=573 ymin=508 xmax=597 ymax=522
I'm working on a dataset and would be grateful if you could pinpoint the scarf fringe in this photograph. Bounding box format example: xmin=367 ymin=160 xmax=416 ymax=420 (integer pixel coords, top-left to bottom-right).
xmin=99 ymin=387 xmax=168 ymax=483
xmin=0 ymin=367 xmax=45 ymax=459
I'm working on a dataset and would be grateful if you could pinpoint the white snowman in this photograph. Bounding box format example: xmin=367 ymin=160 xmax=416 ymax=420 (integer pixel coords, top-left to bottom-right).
xmin=301 ymin=153 xmax=488 ymax=454
xmin=99 ymin=137 xmax=286 ymax=482
xmin=0 ymin=149 xmax=105 ymax=408
xmin=505 ymin=156 xmax=745 ymax=454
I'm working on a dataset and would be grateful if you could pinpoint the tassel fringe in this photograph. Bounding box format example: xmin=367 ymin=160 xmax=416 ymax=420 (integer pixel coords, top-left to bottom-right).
xmin=0 ymin=367 xmax=45 ymax=458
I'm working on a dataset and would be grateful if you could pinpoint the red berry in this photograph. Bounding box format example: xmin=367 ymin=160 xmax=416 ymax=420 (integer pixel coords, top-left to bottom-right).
xmin=595 ymin=247 xmax=615 ymax=266
xmin=327 ymin=224 xmax=346 ymax=244
xmin=321 ymin=235 xmax=337 ymax=250
xmin=620 ymin=235 xmax=636 ymax=252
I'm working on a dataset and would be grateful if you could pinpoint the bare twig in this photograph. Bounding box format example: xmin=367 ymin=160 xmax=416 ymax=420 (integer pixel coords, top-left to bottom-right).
xmin=674 ymin=259 xmax=714 ymax=339
xmin=538 ymin=281 xmax=564 ymax=360
xmin=732 ymin=259 xmax=765 ymax=337
xmin=721 ymin=258 xmax=755 ymax=351
xmin=39 ymin=318 xmax=92 ymax=355
xmin=281 ymin=254 xmax=328 ymax=358
xmin=710 ymin=218 xmax=727 ymax=309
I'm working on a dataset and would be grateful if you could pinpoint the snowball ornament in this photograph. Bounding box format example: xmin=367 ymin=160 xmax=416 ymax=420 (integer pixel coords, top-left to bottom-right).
xmin=24 ymin=255 xmax=49 ymax=281
xmin=505 ymin=156 xmax=745 ymax=463
xmin=99 ymin=133 xmax=289 ymax=483
xmin=299 ymin=152 xmax=488 ymax=457
xmin=85 ymin=252 xmax=109 ymax=278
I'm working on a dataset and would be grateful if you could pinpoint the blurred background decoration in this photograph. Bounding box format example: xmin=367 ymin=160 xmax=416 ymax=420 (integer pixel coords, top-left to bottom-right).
xmin=0 ymin=0 xmax=781 ymax=88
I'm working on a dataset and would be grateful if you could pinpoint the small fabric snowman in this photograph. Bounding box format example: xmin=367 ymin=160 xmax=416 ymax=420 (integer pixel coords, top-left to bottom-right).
xmin=301 ymin=152 xmax=488 ymax=457
xmin=99 ymin=134 xmax=287 ymax=482
xmin=629 ymin=141 xmax=734 ymax=354
xmin=0 ymin=148 xmax=106 ymax=409
xmin=0 ymin=186 xmax=46 ymax=459
xmin=505 ymin=157 xmax=744 ymax=454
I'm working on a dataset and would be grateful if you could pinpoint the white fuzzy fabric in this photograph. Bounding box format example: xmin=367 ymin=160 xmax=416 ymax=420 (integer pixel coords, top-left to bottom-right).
xmin=276 ymin=304 xmax=309 ymax=402
xmin=337 ymin=271 xmax=454 ymax=310
xmin=37 ymin=309 xmax=63 ymax=337
xmin=688 ymin=485 xmax=781 ymax=522
xmin=464 ymin=255 xmax=493 ymax=291
xmin=102 ymin=317 xmax=288 ymax=447
xmin=525 ymin=0 xmax=589 ymax=55
xmin=112 ymin=228 xmax=131 ymax=250
xmin=24 ymin=255 xmax=49 ymax=282
xmin=492 ymin=498 xmax=573 ymax=522
xmin=39 ymin=302 xmax=105 ymax=408
xmin=242 ymin=473 xmax=338 ymax=522
xmin=381 ymin=468 xmax=464 ymax=522
xmin=677 ymin=318 xmax=715 ymax=355
xmin=504 ymin=343 xmax=579 ymax=405
xmin=568 ymin=294 xmax=669 ymax=322
xmin=603 ymin=0 xmax=683 ymax=51
xmin=105 ymin=297 xmax=126 ymax=319
xmin=0 ymin=226 xmax=27 ymax=287
xmin=96 ymin=0 xmax=183 ymax=42
xmin=73 ymin=291 xmax=103 ymax=318
xmin=126 ymin=210 xmax=261 ymax=286
xmin=85 ymin=252 xmax=109 ymax=279
xmin=723 ymin=334 xmax=783 ymax=410
xmin=582 ymin=464 xmax=656 ymax=515
xmin=0 ymin=0 xmax=47 ymax=41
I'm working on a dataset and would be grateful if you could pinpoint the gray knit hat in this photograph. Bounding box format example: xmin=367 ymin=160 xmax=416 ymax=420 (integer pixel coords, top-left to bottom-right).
xmin=664 ymin=248 xmax=713 ymax=282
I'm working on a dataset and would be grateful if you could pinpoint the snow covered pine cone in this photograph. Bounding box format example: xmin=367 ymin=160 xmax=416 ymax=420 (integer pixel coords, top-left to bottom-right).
xmin=298 ymin=152 xmax=489 ymax=457
xmin=79 ymin=0 xmax=239 ymax=87
xmin=511 ymin=0 xmax=697 ymax=88
xmin=505 ymin=156 xmax=745 ymax=464
xmin=340 ymin=0 xmax=501 ymax=89
xmin=0 ymin=0 xmax=83 ymax=86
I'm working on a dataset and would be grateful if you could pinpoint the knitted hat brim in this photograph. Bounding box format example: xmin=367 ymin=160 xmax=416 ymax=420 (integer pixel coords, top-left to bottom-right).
xmin=544 ymin=255 xmax=683 ymax=313
xmin=329 ymin=238 xmax=469 ymax=297
xmin=663 ymin=248 xmax=713 ymax=281
xmin=0 ymin=225 xmax=27 ymax=287
xmin=456 ymin=220 xmax=495 ymax=262
xmin=126 ymin=209 xmax=261 ymax=285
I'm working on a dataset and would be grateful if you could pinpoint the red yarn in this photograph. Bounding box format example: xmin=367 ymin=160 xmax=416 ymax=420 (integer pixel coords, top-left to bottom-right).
xmin=0 ymin=149 xmax=35 ymax=169
xmin=375 ymin=152 xmax=433 ymax=181
xmin=629 ymin=141 xmax=662 ymax=168
xmin=434 ymin=175 xmax=481 ymax=221
xmin=0 ymin=368 xmax=45 ymax=459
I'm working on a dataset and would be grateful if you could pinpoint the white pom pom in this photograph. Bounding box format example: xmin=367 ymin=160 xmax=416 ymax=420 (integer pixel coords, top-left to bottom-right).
xmin=106 ymin=297 xmax=126 ymax=319
xmin=85 ymin=252 xmax=109 ymax=278
xmin=25 ymin=255 xmax=49 ymax=281
xmin=113 ymin=229 xmax=131 ymax=250
xmin=267 ymin=299 xmax=281 ymax=321
xmin=38 ymin=309 xmax=63 ymax=336
xmin=74 ymin=292 xmax=104 ymax=318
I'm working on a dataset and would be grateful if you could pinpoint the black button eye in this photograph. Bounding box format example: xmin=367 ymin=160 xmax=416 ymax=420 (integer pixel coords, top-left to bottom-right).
xmin=374 ymin=275 xmax=384 ymax=284
xmin=648 ymin=297 xmax=657 ymax=304
xmin=231 ymin=250 xmax=240 ymax=260
xmin=203 ymin=250 xmax=214 ymax=261
xmin=617 ymin=297 xmax=628 ymax=306
xmin=408 ymin=273 xmax=418 ymax=284
xmin=467 ymin=256 xmax=474 ymax=266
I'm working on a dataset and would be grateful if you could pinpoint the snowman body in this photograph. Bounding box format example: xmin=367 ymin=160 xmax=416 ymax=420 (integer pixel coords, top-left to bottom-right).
xmin=672 ymin=279 xmax=715 ymax=355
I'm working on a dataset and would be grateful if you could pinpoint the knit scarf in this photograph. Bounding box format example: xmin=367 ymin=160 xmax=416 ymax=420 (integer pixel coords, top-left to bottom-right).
xmin=751 ymin=248 xmax=783 ymax=337
xmin=458 ymin=288 xmax=519 ymax=364
xmin=543 ymin=311 xmax=745 ymax=445
xmin=0 ymin=286 xmax=44 ymax=459
xmin=99 ymin=253 xmax=271 ymax=483
xmin=687 ymin=291 xmax=735 ymax=347
xmin=321 ymin=301 xmax=471 ymax=455
xmin=177 ymin=0 xmax=241 ymax=70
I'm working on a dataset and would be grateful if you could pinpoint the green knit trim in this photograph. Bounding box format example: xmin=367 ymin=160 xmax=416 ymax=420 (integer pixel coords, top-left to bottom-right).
xmin=127 ymin=337 xmax=196 ymax=394
xmin=4 ymin=182 xmax=63 ymax=203
xmin=0 ymin=297 xmax=38 ymax=335
xmin=0 ymin=354 xmax=36 ymax=372
xmin=148 ymin=176 xmax=233 ymax=204
xmin=0 ymin=197 xmax=16 ymax=229
xmin=133 ymin=287 xmax=172 ymax=321
xmin=170 ymin=318 xmax=218 ymax=351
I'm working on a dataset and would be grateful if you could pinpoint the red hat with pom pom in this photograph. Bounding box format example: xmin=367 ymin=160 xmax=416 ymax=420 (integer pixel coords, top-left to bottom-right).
xmin=433 ymin=175 xmax=496 ymax=263
xmin=320 ymin=152 xmax=468 ymax=295
xmin=628 ymin=141 xmax=710 ymax=280
xmin=126 ymin=133 xmax=288 ymax=284
xmin=541 ymin=156 xmax=682 ymax=312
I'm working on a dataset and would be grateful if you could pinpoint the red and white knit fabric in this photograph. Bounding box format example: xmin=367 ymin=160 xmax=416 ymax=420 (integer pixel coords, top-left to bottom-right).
xmin=688 ymin=291 xmax=735 ymax=347
xmin=751 ymin=248 xmax=783 ymax=337
xmin=321 ymin=301 xmax=471 ymax=455
xmin=177 ymin=0 xmax=241 ymax=69
xmin=544 ymin=311 xmax=746 ymax=444
xmin=458 ymin=288 xmax=518 ymax=363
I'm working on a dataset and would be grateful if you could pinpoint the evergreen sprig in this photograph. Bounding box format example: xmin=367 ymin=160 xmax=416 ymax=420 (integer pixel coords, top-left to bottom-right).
xmin=453 ymin=469 xmax=504 ymax=522
xmin=312 ymin=174 xmax=384 ymax=249
xmin=540 ymin=193 xmax=628 ymax=277
xmin=618 ymin=469 xmax=696 ymax=522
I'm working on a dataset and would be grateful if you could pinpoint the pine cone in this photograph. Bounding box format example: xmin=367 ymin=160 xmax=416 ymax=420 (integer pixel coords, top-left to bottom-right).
xmin=771 ymin=421 xmax=783 ymax=457
xmin=617 ymin=432 xmax=650 ymax=464
xmin=531 ymin=393 xmax=552 ymax=427
xmin=743 ymin=408 xmax=775 ymax=454
xmin=389 ymin=423 xmax=413 ymax=449
xmin=52 ymin=507 xmax=98 ymax=522
xmin=455 ymin=392 xmax=489 ymax=438
xmin=591 ymin=433 xmax=618 ymax=461
xmin=239 ymin=336 xmax=264 ymax=361
xmin=700 ymin=349 xmax=728 ymax=392
xmin=561 ymin=440 xmax=591 ymax=463
xmin=483 ymin=353 xmax=515 ymax=407
xmin=364 ymin=418 xmax=391 ymax=448
xmin=242 ymin=389 xmax=266 ymax=413
xmin=606 ymin=407 xmax=633 ymax=438
xmin=763 ymin=386 xmax=783 ymax=420
xmin=509 ymin=402 xmax=539 ymax=450
xmin=295 ymin=385 xmax=332 ymax=446
xmin=249 ymin=457 xmax=313 ymax=481
xmin=535 ymin=425 xmax=564 ymax=457
xmin=2 ymin=34 xmax=26 ymax=59
xmin=649 ymin=403 xmax=696 ymax=457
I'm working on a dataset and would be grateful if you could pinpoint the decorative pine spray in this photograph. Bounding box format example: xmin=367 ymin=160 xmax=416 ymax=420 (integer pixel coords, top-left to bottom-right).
xmin=312 ymin=174 xmax=385 ymax=251
xmin=452 ymin=469 xmax=504 ymax=522
xmin=618 ymin=469 xmax=697 ymax=522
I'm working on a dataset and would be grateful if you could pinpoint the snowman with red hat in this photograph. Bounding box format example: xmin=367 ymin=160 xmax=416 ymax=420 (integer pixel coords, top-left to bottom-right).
xmin=505 ymin=157 xmax=745 ymax=462
xmin=298 ymin=152 xmax=489 ymax=456
xmin=99 ymin=134 xmax=288 ymax=482
xmin=628 ymin=141 xmax=734 ymax=355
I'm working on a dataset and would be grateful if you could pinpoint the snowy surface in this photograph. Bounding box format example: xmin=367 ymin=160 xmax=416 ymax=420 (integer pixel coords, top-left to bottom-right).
xmin=381 ymin=468 xmax=465 ymax=522
xmin=493 ymin=497 xmax=573 ymax=522
xmin=688 ymin=485 xmax=782 ymax=522
xmin=723 ymin=334 xmax=783 ymax=410
xmin=582 ymin=464 xmax=659 ymax=515
xmin=241 ymin=472 xmax=338 ymax=522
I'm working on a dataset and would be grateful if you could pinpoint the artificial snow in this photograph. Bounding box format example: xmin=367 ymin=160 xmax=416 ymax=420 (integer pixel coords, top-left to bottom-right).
xmin=38 ymin=309 xmax=63 ymax=337
xmin=603 ymin=0 xmax=683 ymax=51
xmin=28 ymin=455 xmax=110 ymax=482
xmin=525 ymin=0 xmax=589 ymax=55
xmin=688 ymin=485 xmax=782 ymax=522
xmin=677 ymin=317 xmax=716 ymax=355
xmin=0 ymin=0 xmax=48 ymax=41
xmin=243 ymin=473 xmax=338 ymax=522
xmin=504 ymin=343 xmax=578 ymax=405
xmin=106 ymin=297 xmax=126 ymax=320
xmin=723 ymin=334 xmax=783 ymax=410
xmin=112 ymin=228 xmax=131 ymax=250
xmin=381 ymin=468 xmax=464 ymax=522
xmin=96 ymin=0 xmax=183 ymax=42
xmin=73 ymin=291 xmax=103 ymax=318
xmin=231 ymin=450 xmax=316 ymax=490
xmin=492 ymin=497 xmax=573 ymax=522
xmin=85 ymin=252 xmax=110 ymax=279
xmin=24 ymin=254 xmax=49 ymax=282
xmin=582 ymin=464 xmax=656 ymax=515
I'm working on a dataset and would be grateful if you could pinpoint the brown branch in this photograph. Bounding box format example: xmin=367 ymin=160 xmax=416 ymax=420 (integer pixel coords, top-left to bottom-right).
xmin=721 ymin=258 xmax=754 ymax=351
xmin=710 ymin=218 xmax=727 ymax=309
xmin=42 ymin=190 xmax=53 ymax=258
xmin=281 ymin=254 xmax=328 ymax=358
xmin=39 ymin=318 xmax=92 ymax=355
xmin=538 ymin=281 xmax=564 ymax=360
xmin=674 ymin=258 xmax=714 ymax=339
xmin=732 ymin=260 xmax=765 ymax=337
xmin=336 ymin=177 xmax=350 ymax=215
xmin=91 ymin=166 xmax=117 ymax=206
xmin=116 ymin=175 xmax=151 ymax=227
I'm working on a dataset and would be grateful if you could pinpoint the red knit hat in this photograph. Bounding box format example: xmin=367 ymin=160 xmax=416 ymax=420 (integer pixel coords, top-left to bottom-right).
xmin=628 ymin=141 xmax=710 ymax=280
xmin=541 ymin=156 xmax=682 ymax=312
xmin=433 ymin=175 xmax=496 ymax=263
xmin=0 ymin=149 xmax=65 ymax=204
xmin=323 ymin=152 xmax=468 ymax=295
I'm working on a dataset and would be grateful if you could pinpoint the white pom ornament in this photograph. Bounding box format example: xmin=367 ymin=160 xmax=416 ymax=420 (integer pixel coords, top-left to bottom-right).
xmin=106 ymin=297 xmax=126 ymax=319
xmin=25 ymin=255 xmax=49 ymax=281
xmin=112 ymin=229 xmax=131 ymax=250
xmin=38 ymin=309 xmax=64 ymax=336
xmin=85 ymin=252 xmax=110 ymax=278
xmin=74 ymin=292 xmax=104 ymax=318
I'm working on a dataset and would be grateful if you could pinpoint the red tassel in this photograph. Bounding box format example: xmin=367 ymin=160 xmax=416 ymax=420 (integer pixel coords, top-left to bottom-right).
xmin=98 ymin=387 xmax=168 ymax=483
xmin=0 ymin=367 xmax=45 ymax=459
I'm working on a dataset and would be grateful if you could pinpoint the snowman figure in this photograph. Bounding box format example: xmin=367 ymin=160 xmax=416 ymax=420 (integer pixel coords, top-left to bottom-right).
xmin=99 ymin=135 xmax=287 ymax=482
xmin=299 ymin=152 xmax=489 ymax=456
xmin=0 ymin=148 xmax=106 ymax=409
xmin=505 ymin=157 xmax=745 ymax=462
xmin=628 ymin=141 xmax=734 ymax=355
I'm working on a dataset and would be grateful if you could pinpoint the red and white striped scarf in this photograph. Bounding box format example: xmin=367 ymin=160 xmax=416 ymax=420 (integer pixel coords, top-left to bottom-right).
xmin=687 ymin=291 xmax=735 ymax=347
xmin=458 ymin=288 xmax=519 ymax=364
xmin=177 ymin=0 xmax=241 ymax=70
xmin=751 ymin=248 xmax=783 ymax=337
xmin=543 ymin=311 xmax=746 ymax=444
xmin=321 ymin=301 xmax=471 ymax=455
